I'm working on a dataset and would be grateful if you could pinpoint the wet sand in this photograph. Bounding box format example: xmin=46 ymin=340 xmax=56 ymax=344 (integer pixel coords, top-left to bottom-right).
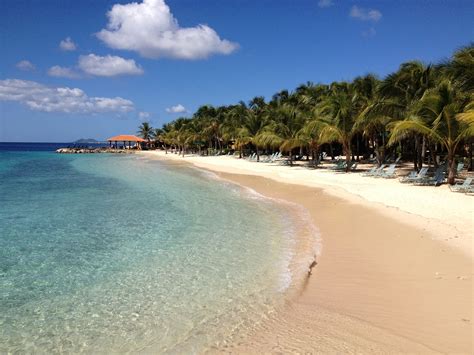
xmin=219 ymin=173 xmax=472 ymax=353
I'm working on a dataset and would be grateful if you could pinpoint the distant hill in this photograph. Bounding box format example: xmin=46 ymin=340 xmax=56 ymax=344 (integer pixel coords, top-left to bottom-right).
xmin=74 ymin=138 xmax=101 ymax=144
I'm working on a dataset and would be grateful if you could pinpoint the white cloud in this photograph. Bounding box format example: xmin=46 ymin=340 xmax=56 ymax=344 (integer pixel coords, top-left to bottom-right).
xmin=96 ymin=0 xmax=238 ymax=60
xmin=48 ymin=65 xmax=81 ymax=79
xmin=139 ymin=111 xmax=150 ymax=119
xmin=0 ymin=79 xmax=134 ymax=114
xmin=165 ymin=104 xmax=187 ymax=113
xmin=59 ymin=37 xmax=77 ymax=51
xmin=362 ymin=27 xmax=377 ymax=38
xmin=350 ymin=5 xmax=382 ymax=22
xmin=318 ymin=0 xmax=334 ymax=8
xmin=78 ymin=54 xmax=144 ymax=77
xmin=16 ymin=60 xmax=35 ymax=71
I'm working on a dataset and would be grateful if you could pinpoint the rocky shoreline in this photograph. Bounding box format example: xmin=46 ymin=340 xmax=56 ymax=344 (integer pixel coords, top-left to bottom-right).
xmin=56 ymin=147 xmax=136 ymax=154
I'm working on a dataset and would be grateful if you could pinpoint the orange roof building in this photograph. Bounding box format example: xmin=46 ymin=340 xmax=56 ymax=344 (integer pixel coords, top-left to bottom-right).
xmin=107 ymin=135 xmax=146 ymax=149
xmin=107 ymin=135 xmax=146 ymax=142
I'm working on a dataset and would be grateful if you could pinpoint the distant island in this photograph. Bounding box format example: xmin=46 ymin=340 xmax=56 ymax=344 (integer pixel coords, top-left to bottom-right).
xmin=74 ymin=138 xmax=101 ymax=144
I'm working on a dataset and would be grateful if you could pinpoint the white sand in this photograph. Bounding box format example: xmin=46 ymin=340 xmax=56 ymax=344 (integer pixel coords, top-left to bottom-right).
xmin=142 ymin=151 xmax=473 ymax=259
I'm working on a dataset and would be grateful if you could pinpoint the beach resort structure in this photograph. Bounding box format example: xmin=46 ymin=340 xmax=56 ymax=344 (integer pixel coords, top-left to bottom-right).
xmin=107 ymin=135 xmax=146 ymax=149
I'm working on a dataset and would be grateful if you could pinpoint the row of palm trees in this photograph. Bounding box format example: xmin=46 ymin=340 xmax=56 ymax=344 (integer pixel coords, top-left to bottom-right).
xmin=138 ymin=44 xmax=473 ymax=184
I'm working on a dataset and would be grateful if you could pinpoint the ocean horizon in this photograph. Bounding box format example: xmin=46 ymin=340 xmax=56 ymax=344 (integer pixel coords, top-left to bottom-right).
xmin=0 ymin=143 xmax=317 ymax=352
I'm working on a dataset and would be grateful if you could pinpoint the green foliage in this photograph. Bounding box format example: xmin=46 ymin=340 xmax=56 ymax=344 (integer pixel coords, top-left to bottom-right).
xmin=141 ymin=44 xmax=473 ymax=175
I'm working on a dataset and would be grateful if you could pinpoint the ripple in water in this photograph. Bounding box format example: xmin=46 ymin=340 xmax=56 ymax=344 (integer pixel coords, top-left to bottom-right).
xmin=0 ymin=152 xmax=313 ymax=353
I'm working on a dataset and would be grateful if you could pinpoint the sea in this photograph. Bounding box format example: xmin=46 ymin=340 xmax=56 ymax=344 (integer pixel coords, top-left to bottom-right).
xmin=0 ymin=142 xmax=317 ymax=353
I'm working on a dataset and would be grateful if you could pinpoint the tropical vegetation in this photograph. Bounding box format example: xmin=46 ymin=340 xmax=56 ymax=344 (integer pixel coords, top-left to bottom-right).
xmin=139 ymin=44 xmax=474 ymax=183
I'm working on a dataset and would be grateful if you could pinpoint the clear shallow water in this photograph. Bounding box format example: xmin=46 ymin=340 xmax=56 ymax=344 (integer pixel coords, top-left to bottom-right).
xmin=0 ymin=151 xmax=308 ymax=353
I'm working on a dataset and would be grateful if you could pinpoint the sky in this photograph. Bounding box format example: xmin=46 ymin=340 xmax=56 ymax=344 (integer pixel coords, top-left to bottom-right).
xmin=0 ymin=0 xmax=473 ymax=142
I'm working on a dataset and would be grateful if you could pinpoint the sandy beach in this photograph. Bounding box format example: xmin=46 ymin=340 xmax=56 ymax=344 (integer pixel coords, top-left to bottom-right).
xmin=142 ymin=151 xmax=473 ymax=353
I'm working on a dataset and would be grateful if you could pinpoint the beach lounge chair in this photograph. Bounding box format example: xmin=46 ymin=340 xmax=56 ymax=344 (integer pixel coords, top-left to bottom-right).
xmin=413 ymin=169 xmax=445 ymax=186
xmin=449 ymin=177 xmax=473 ymax=193
xmin=376 ymin=164 xmax=397 ymax=178
xmin=269 ymin=152 xmax=282 ymax=163
xmin=330 ymin=160 xmax=346 ymax=170
xmin=399 ymin=167 xmax=428 ymax=183
xmin=372 ymin=165 xmax=387 ymax=177
xmin=465 ymin=185 xmax=474 ymax=195
xmin=362 ymin=165 xmax=385 ymax=177
xmin=362 ymin=166 xmax=377 ymax=176
xmin=456 ymin=162 xmax=464 ymax=175
xmin=264 ymin=152 xmax=277 ymax=163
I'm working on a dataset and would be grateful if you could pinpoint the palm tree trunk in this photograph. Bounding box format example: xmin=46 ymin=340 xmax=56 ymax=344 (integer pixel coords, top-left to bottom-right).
xmin=313 ymin=144 xmax=320 ymax=165
xmin=256 ymin=146 xmax=260 ymax=162
xmin=430 ymin=142 xmax=437 ymax=168
xmin=414 ymin=135 xmax=419 ymax=171
xmin=344 ymin=142 xmax=351 ymax=172
xmin=447 ymin=151 xmax=456 ymax=185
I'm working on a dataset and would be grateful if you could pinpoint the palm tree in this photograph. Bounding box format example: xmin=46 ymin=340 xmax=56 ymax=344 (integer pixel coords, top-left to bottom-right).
xmin=377 ymin=61 xmax=436 ymax=170
xmin=229 ymin=99 xmax=269 ymax=161
xmin=318 ymin=82 xmax=358 ymax=171
xmin=388 ymin=80 xmax=474 ymax=184
xmin=353 ymin=75 xmax=400 ymax=166
xmin=153 ymin=128 xmax=164 ymax=149
xmin=441 ymin=44 xmax=474 ymax=92
xmin=258 ymin=102 xmax=305 ymax=165
xmin=298 ymin=118 xmax=326 ymax=164
xmin=184 ymin=119 xmax=205 ymax=155
xmin=138 ymin=122 xmax=154 ymax=142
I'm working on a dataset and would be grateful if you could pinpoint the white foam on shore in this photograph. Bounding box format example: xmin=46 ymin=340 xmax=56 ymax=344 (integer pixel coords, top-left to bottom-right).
xmin=191 ymin=164 xmax=322 ymax=295
xmin=141 ymin=151 xmax=473 ymax=260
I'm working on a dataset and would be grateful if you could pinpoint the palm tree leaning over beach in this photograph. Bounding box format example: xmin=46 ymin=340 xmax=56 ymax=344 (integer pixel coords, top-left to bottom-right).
xmin=388 ymin=80 xmax=474 ymax=184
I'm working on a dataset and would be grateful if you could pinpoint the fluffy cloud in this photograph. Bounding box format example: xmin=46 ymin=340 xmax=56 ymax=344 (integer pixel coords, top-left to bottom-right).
xmin=78 ymin=54 xmax=144 ymax=77
xmin=318 ymin=0 xmax=334 ymax=8
xmin=16 ymin=60 xmax=35 ymax=71
xmin=350 ymin=5 xmax=382 ymax=22
xmin=0 ymin=79 xmax=134 ymax=114
xmin=59 ymin=37 xmax=77 ymax=51
xmin=165 ymin=104 xmax=187 ymax=113
xmin=48 ymin=65 xmax=80 ymax=79
xmin=96 ymin=0 xmax=238 ymax=59
xmin=139 ymin=111 xmax=150 ymax=119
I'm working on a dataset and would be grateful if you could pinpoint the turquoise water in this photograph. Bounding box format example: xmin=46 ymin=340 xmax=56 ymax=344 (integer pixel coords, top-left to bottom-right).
xmin=0 ymin=151 xmax=311 ymax=353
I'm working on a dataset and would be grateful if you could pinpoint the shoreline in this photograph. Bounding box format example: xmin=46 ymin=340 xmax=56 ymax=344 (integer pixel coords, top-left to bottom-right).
xmin=142 ymin=151 xmax=473 ymax=259
xmin=142 ymin=151 xmax=473 ymax=353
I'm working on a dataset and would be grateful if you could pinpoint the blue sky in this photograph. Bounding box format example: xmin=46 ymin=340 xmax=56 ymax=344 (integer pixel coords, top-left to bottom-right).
xmin=1 ymin=0 xmax=473 ymax=142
